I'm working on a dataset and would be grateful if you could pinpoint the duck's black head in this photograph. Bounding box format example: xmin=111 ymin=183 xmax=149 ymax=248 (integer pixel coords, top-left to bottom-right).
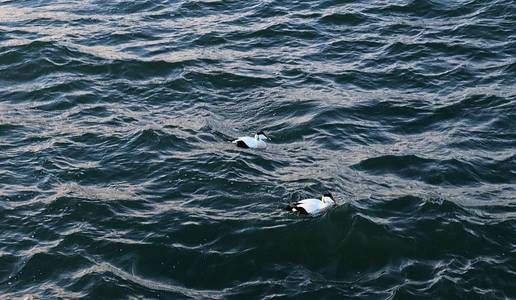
xmin=323 ymin=192 xmax=334 ymax=200
xmin=256 ymin=131 xmax=268 ymax=140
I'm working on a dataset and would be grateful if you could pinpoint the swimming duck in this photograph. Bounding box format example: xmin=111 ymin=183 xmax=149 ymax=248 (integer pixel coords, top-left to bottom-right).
xmin=286 ymin=193 xmax=336 ymax=216
xmin=232 ymin=131 xmax=268 ymax=149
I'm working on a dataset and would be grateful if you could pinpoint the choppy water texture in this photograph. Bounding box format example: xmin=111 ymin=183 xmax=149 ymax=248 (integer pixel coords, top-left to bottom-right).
xmin=1 ymin=0 xmax=515 ymax=299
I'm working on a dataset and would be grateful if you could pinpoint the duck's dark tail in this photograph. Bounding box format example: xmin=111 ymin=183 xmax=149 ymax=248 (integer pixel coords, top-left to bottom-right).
xmin=285 ymin=204 xmax=295 ymax=211
xmin=285 ymin=203 xmax=308 ymax=215
xmin=234 ymin=140 xmax=249 ymax=148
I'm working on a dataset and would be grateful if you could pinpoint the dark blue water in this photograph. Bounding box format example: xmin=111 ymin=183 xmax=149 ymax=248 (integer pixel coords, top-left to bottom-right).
xmin=1 ymin=0 xmax=515 ymax=299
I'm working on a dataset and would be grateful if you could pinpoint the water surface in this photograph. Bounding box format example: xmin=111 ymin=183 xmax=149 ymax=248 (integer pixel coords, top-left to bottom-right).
xmin=1 ymin=0 xmax=515 ymax=299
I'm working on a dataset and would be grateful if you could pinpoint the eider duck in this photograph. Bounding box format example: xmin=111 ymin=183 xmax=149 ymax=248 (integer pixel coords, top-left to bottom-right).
xmin=286 ymin=193 xmax=336 ymax=216
xmin=232 ymin=131 xmax=268 ymax=149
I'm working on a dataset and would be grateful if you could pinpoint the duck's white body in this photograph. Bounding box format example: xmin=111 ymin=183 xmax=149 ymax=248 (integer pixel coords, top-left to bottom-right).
xmin=232 ymin=133 xmax=268 ymax=149
xmin=286 ymin=194 xmax=336 ymax=216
